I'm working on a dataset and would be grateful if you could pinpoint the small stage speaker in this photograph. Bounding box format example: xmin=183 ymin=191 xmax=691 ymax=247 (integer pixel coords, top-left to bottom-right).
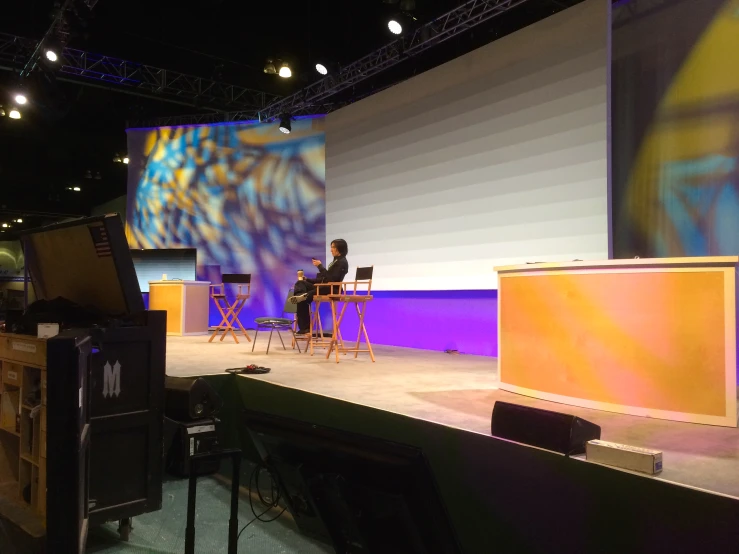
xmin=490 ymin=401 xmax=601 ymax=455
xmin=165 ymin=376 xmax=223 ymax=422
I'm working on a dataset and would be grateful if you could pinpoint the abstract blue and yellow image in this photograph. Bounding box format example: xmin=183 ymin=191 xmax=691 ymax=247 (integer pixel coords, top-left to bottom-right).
xmin=612 ymin=0 xmax=739 ymax=257
xmin=125 ymin=117 xmax=326 ymax=322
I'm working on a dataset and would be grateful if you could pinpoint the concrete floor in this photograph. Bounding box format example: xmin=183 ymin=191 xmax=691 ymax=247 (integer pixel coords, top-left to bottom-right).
xmin=86 ymin=476 xmax=331 ymax=554
xmin=167 ymin=335 xmax=739 ymax=499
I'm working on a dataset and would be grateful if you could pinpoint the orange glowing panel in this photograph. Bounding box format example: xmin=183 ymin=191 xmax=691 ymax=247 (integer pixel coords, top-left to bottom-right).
xmin=496 ymin=258 xmax=738 ymax=427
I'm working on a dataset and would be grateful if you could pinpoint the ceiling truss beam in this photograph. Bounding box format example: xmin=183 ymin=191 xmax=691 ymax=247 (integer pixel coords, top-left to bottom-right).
xmin=0 ymin=32 xmax=277 ymax=112
xmin=256 ymin=0 xmax=533 ymax=122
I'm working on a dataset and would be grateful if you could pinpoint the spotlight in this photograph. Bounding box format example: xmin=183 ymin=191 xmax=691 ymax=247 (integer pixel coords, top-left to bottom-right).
xmin=278 ymin=115 xmax=292 ymax=134
xmin=14 ymin=219 xmax=22 ymax=223
xmin=263 ymin=58 xmax=277 ymax=75
xmin=315 ymin=63 xmax=328 ymax=75
xmin=8 ymin=108 xmax=21 ymax=120
xmin=278 ymin=62 xmax=292 ymax=78
xmin=113 ymin=154 xmax=122 ymax=163
xmin=123 ymin=157 xmax=129 ymax=164
xmin=1 ymin=223 xmax=7 ymax=228
xmin=0 ymin=106 xmax=5 ymax=117
xmin=388 ymin=19 xmax=402 ymax=34
xmin=45 ymin=49 xmax=58 ymax=62
xmin=14 ymin=94 xmax=27 ymax=105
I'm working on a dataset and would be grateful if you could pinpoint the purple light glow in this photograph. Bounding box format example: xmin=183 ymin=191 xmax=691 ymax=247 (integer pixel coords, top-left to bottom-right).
xmin=328 ymin=290 xmax=498 ymax=357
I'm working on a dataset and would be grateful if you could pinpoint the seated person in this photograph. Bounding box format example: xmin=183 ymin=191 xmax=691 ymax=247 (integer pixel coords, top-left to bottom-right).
xmin=291 ymin=238 xmax=349 ymax=335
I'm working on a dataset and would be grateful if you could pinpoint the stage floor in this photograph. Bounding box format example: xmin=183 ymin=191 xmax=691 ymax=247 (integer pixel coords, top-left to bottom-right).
xmin=166 ymin=336 xmax=739 ymax=499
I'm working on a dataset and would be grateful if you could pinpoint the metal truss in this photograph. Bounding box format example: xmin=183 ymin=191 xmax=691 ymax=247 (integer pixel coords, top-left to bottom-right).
xmin=2 ymin=0 xmax=531 ymax=125
xmin=0 ymin=32 xmax=277 ymax=111
xmin=257 ymin=0 xmax=533 ymax=122
xmin=126 ymin=83 xmax=398 ymax=128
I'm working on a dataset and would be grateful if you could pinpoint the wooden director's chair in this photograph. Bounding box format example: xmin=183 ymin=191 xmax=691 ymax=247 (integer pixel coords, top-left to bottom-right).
xmin=209 ymin=273 xmax=252 ymax=343
xmin=313 ymin=266 xmax=375 ymax=363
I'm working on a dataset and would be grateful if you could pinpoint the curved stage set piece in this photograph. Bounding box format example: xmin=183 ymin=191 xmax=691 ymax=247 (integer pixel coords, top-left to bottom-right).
xmin=495 ymin=256 xmax=739 ymax=427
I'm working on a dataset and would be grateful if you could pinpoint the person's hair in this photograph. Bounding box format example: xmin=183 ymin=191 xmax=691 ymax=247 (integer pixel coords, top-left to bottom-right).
xmin=331 ymin=238 xmax=348 ymax=256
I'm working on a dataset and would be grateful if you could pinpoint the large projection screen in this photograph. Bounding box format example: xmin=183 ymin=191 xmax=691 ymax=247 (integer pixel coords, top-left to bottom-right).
xmin=325 ymin=0 xmax=608 ymax=291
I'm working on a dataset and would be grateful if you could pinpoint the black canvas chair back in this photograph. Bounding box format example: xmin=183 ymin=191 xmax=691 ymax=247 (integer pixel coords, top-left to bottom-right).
xmin=222 ymin=274 xmax=251 ymax=284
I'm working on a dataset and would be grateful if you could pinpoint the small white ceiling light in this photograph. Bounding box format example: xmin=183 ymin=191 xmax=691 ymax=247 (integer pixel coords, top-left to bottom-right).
xmin=278 ymin=62 xmax=292 ymax=78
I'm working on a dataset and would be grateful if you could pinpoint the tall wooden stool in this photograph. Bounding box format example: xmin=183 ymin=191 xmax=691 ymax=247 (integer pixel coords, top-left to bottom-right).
xmin=209 ymin=273 xmax=252 ymax=343
xmin=324 ymin=266 xmax=375 ymax=363
xmin=310 ymin=282 xmax=345 ymax=356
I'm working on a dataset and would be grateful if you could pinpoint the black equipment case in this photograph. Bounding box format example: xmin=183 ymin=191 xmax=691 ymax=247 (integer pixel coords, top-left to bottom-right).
xmin=21 ymin=214 xmax=166 ymax=553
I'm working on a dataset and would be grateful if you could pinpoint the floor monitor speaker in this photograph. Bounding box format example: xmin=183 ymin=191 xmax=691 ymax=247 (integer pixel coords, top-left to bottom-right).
xmin=490 ymin=401 xmax=601 ymax=455
xmin=165 ymin=376 xmax=223 ymax=421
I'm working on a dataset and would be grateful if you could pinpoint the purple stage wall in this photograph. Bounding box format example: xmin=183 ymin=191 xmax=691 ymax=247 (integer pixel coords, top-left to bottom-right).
xmin=334 ymin=290 xmax=498 ymax=357
xmin=142 ymin=289 xmax=498 ymax=357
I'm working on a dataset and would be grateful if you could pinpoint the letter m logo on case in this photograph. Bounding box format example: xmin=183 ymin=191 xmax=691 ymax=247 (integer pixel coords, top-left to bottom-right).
xmin=103 ymin=361 xmax=121 ymax=398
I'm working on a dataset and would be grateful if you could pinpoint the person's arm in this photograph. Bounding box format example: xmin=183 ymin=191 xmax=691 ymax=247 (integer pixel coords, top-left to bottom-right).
xmin=317 ymin=258 xmax=348 ymax=283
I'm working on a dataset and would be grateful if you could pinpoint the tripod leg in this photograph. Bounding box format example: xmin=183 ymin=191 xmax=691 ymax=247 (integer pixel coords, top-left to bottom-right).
xmin=228 ymin=455 xmax=241 ymax=554
xmin=185 ymin=472 xmax=198 ymax=554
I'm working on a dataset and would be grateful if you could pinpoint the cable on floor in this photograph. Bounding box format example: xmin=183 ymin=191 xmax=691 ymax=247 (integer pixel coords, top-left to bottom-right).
xmin=237 ymin=461 xmax=287 ymax=542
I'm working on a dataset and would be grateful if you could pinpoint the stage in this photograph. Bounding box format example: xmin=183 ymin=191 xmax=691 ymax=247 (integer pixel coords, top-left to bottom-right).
xmin=166 ymin=335 xmax=739 ymax=499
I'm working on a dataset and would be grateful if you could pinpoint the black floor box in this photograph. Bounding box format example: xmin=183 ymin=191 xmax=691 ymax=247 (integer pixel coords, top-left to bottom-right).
xmin=164 ymin=417 xmax=222 ymax=478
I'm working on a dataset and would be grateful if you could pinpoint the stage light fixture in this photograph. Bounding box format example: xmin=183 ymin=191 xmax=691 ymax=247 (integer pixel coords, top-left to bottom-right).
xmin=263 ymin=59 xmax=277 ymax=75
xmin=45 ymin=49 xmax=58 ymax=62
xmin=14 ymin=94 xmax=27 ymax=105
xmin=123 ymin=157 xmax=130 ymax=164
xmin=388 ymin=19 xmax=402 ymax=34
xmin=113 ymin=155 xmax=122 ymax=163
xmin=278 ymin=62 xmax=292 ymax=78
xmin=1 ymin=223 xmax=7 ymax=228
xmin=278 ymin=115 xmax=292 ymax=134
xmin=14 ymin=219 xmax=22 ymax=223
xmin=8 ymin=108 xmax=21 ymax=119
xmin=0 ymin=106 xmax=5 ymax=117
xmin=316 ymin=63 xmax=328 ymax=75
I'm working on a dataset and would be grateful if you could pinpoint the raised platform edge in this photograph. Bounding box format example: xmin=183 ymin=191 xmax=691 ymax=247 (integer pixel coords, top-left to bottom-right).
xmin=494 ymin=256 xmax=739 ymax=274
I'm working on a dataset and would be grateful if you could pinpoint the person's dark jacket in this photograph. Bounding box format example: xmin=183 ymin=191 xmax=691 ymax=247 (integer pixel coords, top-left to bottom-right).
xmin=308 ymin=256 xmax=349 ymax=293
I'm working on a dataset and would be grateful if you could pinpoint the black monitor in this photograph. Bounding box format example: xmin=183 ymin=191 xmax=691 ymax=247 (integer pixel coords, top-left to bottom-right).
xmin=130 ymin=248 xmax=197 ymax=292
xmin=244 ymin=410 xmax=461 ymax=554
